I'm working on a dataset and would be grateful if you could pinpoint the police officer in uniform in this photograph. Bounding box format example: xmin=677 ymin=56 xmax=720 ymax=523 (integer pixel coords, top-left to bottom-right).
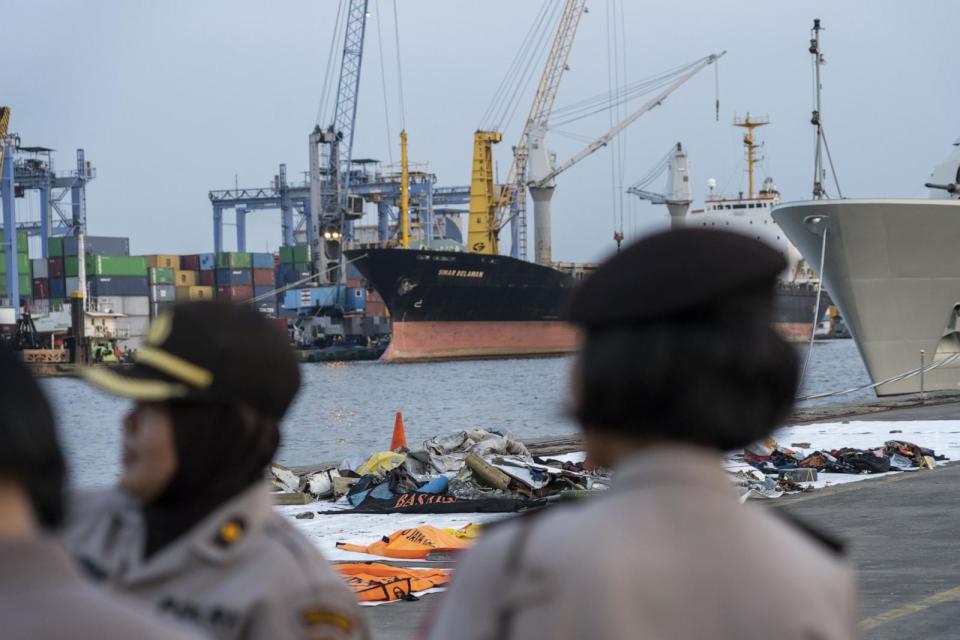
xmin=427 ymin=229 xmax=859 ymax=640
xmin=0 ymin=347 xmax=200 ymax=639
xmin=65 ymin=302 xmax=369 ymax=640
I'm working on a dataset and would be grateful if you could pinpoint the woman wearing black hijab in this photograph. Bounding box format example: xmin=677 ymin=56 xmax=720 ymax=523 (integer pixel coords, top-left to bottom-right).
xmin=65 ymin=302 xmax=369 ymax=640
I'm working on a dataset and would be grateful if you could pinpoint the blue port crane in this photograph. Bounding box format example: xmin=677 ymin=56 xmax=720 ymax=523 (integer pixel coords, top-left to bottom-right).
xmin=1 ymin=107 xmax=95 ymax=316
xmin=308 ymin=0 xmax=370 ymax=283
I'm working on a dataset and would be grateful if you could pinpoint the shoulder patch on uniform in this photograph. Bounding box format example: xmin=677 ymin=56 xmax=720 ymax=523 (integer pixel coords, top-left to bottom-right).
xmin=301 ymin=608 xmax=354 ymax=633
xmin=771 ymin=509 xmax=846 ymax=556
xmin=214 ymin=516 xmax=247 ymax=548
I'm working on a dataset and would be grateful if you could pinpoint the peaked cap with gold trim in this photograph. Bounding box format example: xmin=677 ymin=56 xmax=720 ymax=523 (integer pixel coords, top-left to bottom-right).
xmin=83 ymin=301 xmax=300 ymax=419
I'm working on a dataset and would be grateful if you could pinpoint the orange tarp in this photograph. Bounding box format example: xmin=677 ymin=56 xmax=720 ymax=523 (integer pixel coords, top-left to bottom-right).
xmin=336 ymin=525 xmax=472 ymax=560
xmin=336 ymin=563 xmax=451 ymax=602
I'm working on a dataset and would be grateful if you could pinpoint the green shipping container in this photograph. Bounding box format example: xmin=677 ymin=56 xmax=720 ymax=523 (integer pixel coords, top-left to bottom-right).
xmin=292 ymin=261 xmax=311 ymax=273
xmin=48 ymin=237 xmax=65 ymax=257
xmin=149 ymin=267 xmax=175 ymax=285
xmin=279 ymin=245 xmax=294 ymax=264
xmin=0 ymin=274 xmax=32 ymax=297
xmin=0 ymin=229 xmax=28 ymax=255
xmin=65 ymin=255 xmax=147 ymax=277
xmin=0 ymin=253 xmax=31 ymax=275
xmin=216 ymin=252 xmax=252 ymax=269
xmin=293 ymin=244 xmax=311 ymax=264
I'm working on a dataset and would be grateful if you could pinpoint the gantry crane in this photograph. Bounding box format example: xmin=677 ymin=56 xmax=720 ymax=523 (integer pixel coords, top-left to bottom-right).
xmin=627 ymin=142 xmax=692 ymax=230
xmin=528 ymin=51 xmax=725 ymax=264
xmin=466 ymin=0 xmax=587 ymax=258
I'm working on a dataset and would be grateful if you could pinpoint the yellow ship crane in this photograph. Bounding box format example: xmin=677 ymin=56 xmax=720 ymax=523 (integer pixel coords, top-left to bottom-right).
xmin=733 ymin=113 xmax=769 ymax=199
xmin=466 ymin=131 xmax=502 ymax=254
xmin=400 ymin=129 xmax=410 ymax=249
xmin=466 ymin=0 xmax=587 ymax=257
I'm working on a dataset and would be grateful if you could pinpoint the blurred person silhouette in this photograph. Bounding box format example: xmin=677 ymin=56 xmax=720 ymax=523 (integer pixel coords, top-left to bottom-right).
xmin=427 ymin=229 xmax=859 ymax=640
xmin=0 ymin=346 xmax=200 ymax=639
xmin=64 ymin=302 xmax=369 ymax=640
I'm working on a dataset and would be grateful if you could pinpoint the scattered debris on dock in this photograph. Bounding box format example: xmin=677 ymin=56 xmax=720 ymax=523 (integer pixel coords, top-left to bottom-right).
xmin=270 ymin=425 xmax=607 ymax=515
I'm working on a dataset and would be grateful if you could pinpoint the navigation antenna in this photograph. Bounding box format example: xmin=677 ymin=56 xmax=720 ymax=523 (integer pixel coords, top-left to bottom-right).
xmin=809 ymin=18 xmax=842 ymax=199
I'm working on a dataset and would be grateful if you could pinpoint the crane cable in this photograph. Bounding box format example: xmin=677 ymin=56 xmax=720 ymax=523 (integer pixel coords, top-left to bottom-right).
xmin=628 ymin=145 xmax=676 ymax=192
xmin=605 ymin=0 xmax=624 ymax=242
xmin=478 ymin=1 xmax=560 ymax=132
xmin=616 ymin=0 xmax=629 ymax=238
xmin=477 ymin=2 xmax=550 ymax=128
xmin=317 ymin=0 xmax=347 ymax=126
xmin=549 ymin=57 xmax=708 ymax=126
xmin=493 ymin=2 xmax=560 ymax=132
xmin=391 ymin=0 xmax=407 ymax=131
xmin=373 ymin=0 xmax=394 ymax=163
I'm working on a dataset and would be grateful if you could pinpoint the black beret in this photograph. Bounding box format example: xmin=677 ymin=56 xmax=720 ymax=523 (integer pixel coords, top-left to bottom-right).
xmin=84 ymin=301 xmax=301 ymax=419
xmin=566 ymin=228 xmax=786 ymax=328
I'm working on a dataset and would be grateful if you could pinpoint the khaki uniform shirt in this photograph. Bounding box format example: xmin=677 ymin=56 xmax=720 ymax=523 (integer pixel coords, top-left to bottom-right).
xmin=64 ymin=482 xmax=369 ymax=640
xmin=428 ymin=445 xmax=859 ymax=640
xmin=0 ymin=536 xmax=200 ymax=640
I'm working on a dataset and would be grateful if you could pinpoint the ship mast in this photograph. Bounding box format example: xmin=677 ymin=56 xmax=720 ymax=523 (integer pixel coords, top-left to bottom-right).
xmin=809 ymin=18 xmax=842 ymax=199
xmin=733 ymin=113 xmax=768 ymax=199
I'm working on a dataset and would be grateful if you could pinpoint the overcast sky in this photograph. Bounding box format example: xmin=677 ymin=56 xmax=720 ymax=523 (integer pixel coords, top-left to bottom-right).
xmin=6 ymin=0 xmax=956 ymax=263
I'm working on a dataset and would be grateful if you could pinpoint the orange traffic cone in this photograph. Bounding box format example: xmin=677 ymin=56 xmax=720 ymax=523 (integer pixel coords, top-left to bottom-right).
xmin=391 ymin=412 xmax=408 ymax=451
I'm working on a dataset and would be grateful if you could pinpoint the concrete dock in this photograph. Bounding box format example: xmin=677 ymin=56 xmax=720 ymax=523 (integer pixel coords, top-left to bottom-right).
xmin=356 ymin=397 xmax=960 ymax=639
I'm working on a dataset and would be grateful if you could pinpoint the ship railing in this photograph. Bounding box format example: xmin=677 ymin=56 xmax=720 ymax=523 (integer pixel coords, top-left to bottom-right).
xmin=797 ymin=351 xmax=960 ymax=401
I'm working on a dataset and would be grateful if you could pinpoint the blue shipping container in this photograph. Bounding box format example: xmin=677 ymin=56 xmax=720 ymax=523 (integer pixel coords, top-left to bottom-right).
xmin=283 ymin=286 xmax=338 ymax=310
xmin=251 ymin=253 xmax=274 ymax=269
xmin=278 ymin=266 xmax=311 ymax=287
xmin=216 ymin=268 xmax=252 ymax=286
xmin=199 ymin=253 xmax=216 ymax=271
xmin=87 ymin=276 xmax=150 ymax=297
xmin=345 ymin=287 xmax=366 ymax=312
xmin=49 ymin=278 xmax=66 ymax=299
xmin=253 ymin=286 xmax=276 ymax=310
xmin=63 ymin=236 xmax=131 ymax=257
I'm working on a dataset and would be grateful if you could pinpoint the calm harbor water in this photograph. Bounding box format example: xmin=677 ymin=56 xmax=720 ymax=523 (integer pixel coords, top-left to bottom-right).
xmin=47 ymin=338 xmax=870 ymax=488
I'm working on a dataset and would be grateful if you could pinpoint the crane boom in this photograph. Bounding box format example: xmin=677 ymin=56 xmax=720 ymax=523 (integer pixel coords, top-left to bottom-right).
xmin=333 ymin=0 xmax=369 ymax=204
xmin=531 ymin=52 xmax=725 ymax=188
xmin=498 ymin=0 xmax=587 ymax=258
xmin=627 ymin=142 xmax=692 ymax=230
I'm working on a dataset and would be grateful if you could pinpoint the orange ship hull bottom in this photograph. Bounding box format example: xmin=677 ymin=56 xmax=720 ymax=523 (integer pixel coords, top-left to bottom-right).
xmin=383 ymin=321 xmax=579 ymax=362
xmin=775 ymin=322 xmax=814 ymax=343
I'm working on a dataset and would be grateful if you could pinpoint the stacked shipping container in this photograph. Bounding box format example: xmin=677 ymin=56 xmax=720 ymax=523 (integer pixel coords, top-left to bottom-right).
xmin=0 ymin=229 xmax=32 ymax=307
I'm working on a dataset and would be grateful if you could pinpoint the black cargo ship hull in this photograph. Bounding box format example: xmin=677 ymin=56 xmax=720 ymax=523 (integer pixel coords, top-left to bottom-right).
xmin=344 ymin=248 xmax=579 ymax=361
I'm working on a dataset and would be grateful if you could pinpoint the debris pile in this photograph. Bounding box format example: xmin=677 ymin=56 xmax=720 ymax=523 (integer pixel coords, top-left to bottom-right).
xmin=732 ymin=437 xmax=948 ymax=500
xmin=270 ymin=421 xmax=608 ymax=515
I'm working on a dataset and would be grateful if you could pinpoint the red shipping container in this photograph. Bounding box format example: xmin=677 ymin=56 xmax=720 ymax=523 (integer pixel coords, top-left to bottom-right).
xmin=270 ymin=317 xmax=289 ymax=335
xmin=216 ymin=285 xmax=253 ymax=301
xmin=48 ymin=257 xmax=65 ymax=278
xmin=180 ymin=254 xmax=201 ymax=271
xmin=199 ymin=270 xmax=216 ymax=286
xmin=33 ymin=278 xmax=50 ymax=300
xmin=252 ymin=269 xmax=275 ymax=286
